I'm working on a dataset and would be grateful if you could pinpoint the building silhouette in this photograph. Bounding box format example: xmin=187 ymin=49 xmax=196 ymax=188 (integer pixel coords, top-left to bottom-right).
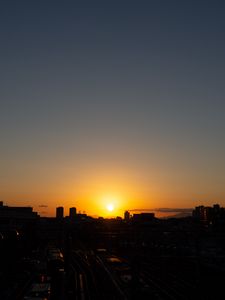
xmin=192 ymin=204 xmax=225 ymax=224
xmin=0 ymin=201 xmax=39 ymax=228
xmin=69 ymin=207 xmax=77 ymax=219
xmin=124 ymin=210 xmax=130 ymax=222
xmin=56 ymin=206 xmax=64 ymax=219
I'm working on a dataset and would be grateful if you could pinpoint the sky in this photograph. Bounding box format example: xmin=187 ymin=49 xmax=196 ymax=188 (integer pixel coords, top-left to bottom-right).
xmin=0 ymin=1 xmax=225 ymax=217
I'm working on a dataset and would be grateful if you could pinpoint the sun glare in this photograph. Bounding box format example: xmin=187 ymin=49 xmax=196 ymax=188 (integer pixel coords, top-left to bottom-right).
xmin=106 ymin=203 xmax=114 ymax=212
xmin=99 ymin=194 xmax=123 ymax=216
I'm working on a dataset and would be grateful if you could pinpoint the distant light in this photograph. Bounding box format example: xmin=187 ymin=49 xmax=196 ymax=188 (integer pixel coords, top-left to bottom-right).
xmin=106 ymin=203 xmax=114 ymax=212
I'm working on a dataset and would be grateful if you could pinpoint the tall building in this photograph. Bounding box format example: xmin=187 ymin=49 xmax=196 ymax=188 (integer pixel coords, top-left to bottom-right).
xmin=56 ymin=206 xmax=64 ymax=219
xmin=192 ymin=204 xmax=225 ymax=224
xmin=193 ymin=205 xmax=205 ymax=221
xmin=69 ymin=207 xmax=77 ymax=219
xmin=124 ymin=210 xmax=130 ymax=222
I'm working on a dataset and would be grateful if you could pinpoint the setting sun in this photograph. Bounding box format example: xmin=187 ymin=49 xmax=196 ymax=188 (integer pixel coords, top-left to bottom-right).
xmin=97 ymin=194 xmax=123 ymax=216
xmin=106 ymin=203 xmax=114 ymax=212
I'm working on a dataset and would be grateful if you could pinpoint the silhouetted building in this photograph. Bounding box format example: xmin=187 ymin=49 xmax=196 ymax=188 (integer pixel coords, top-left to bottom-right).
xmin=193 ymin=204 xmax=225 ymax=224
xmin=193 ymin=205 xmax=205 ymax=222
xmin=0 ymin=202 xmax=39 ymax=227
xmin=56 ymin=206 xmax=64 ymax=219
xmin=124 ymin=210 xmax=130 ymax=222
xmin=69 ymin=207 xmax=77 ymax=219
xmin=213 ymin=204 xmax=221 ymax=217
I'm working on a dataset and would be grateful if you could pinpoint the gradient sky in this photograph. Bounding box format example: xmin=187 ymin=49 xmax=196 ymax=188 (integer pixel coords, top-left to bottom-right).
xmin=1 ymin=1 xmax=225 ymax=217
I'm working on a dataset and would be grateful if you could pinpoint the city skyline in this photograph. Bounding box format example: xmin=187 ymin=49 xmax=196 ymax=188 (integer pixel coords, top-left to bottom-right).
xmin=2 ymin=200 xmax=222 ymax=221
xmin=1 ymin=1 xmax=225 ymax=217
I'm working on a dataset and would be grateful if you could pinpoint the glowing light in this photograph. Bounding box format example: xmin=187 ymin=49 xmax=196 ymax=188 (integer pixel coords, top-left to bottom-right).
xmin=106 ymin=203 xmax=114 ymax=212
xmin=96 ymin=193 xmax=125 ymax=216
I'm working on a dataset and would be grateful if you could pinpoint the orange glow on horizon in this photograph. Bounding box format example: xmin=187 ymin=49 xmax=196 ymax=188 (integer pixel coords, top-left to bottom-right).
xmin=4 ymin=168 xmax=218 ymax=218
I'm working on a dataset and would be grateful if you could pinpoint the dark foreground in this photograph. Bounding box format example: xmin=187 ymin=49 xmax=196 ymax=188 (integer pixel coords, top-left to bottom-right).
xmin=1 ymin=215 xmax=225 ymax=300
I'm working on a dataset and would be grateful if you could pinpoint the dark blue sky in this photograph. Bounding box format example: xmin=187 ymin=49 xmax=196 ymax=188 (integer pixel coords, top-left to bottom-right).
xmin=1 ymin=1 xmax=225 ymax=215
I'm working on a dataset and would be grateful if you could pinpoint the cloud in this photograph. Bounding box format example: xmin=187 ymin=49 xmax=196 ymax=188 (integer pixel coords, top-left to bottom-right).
xmin=128 ymin=208 xmax=193 ymax=213
xmin=155 ymin=208 xmax=193 ymax=213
